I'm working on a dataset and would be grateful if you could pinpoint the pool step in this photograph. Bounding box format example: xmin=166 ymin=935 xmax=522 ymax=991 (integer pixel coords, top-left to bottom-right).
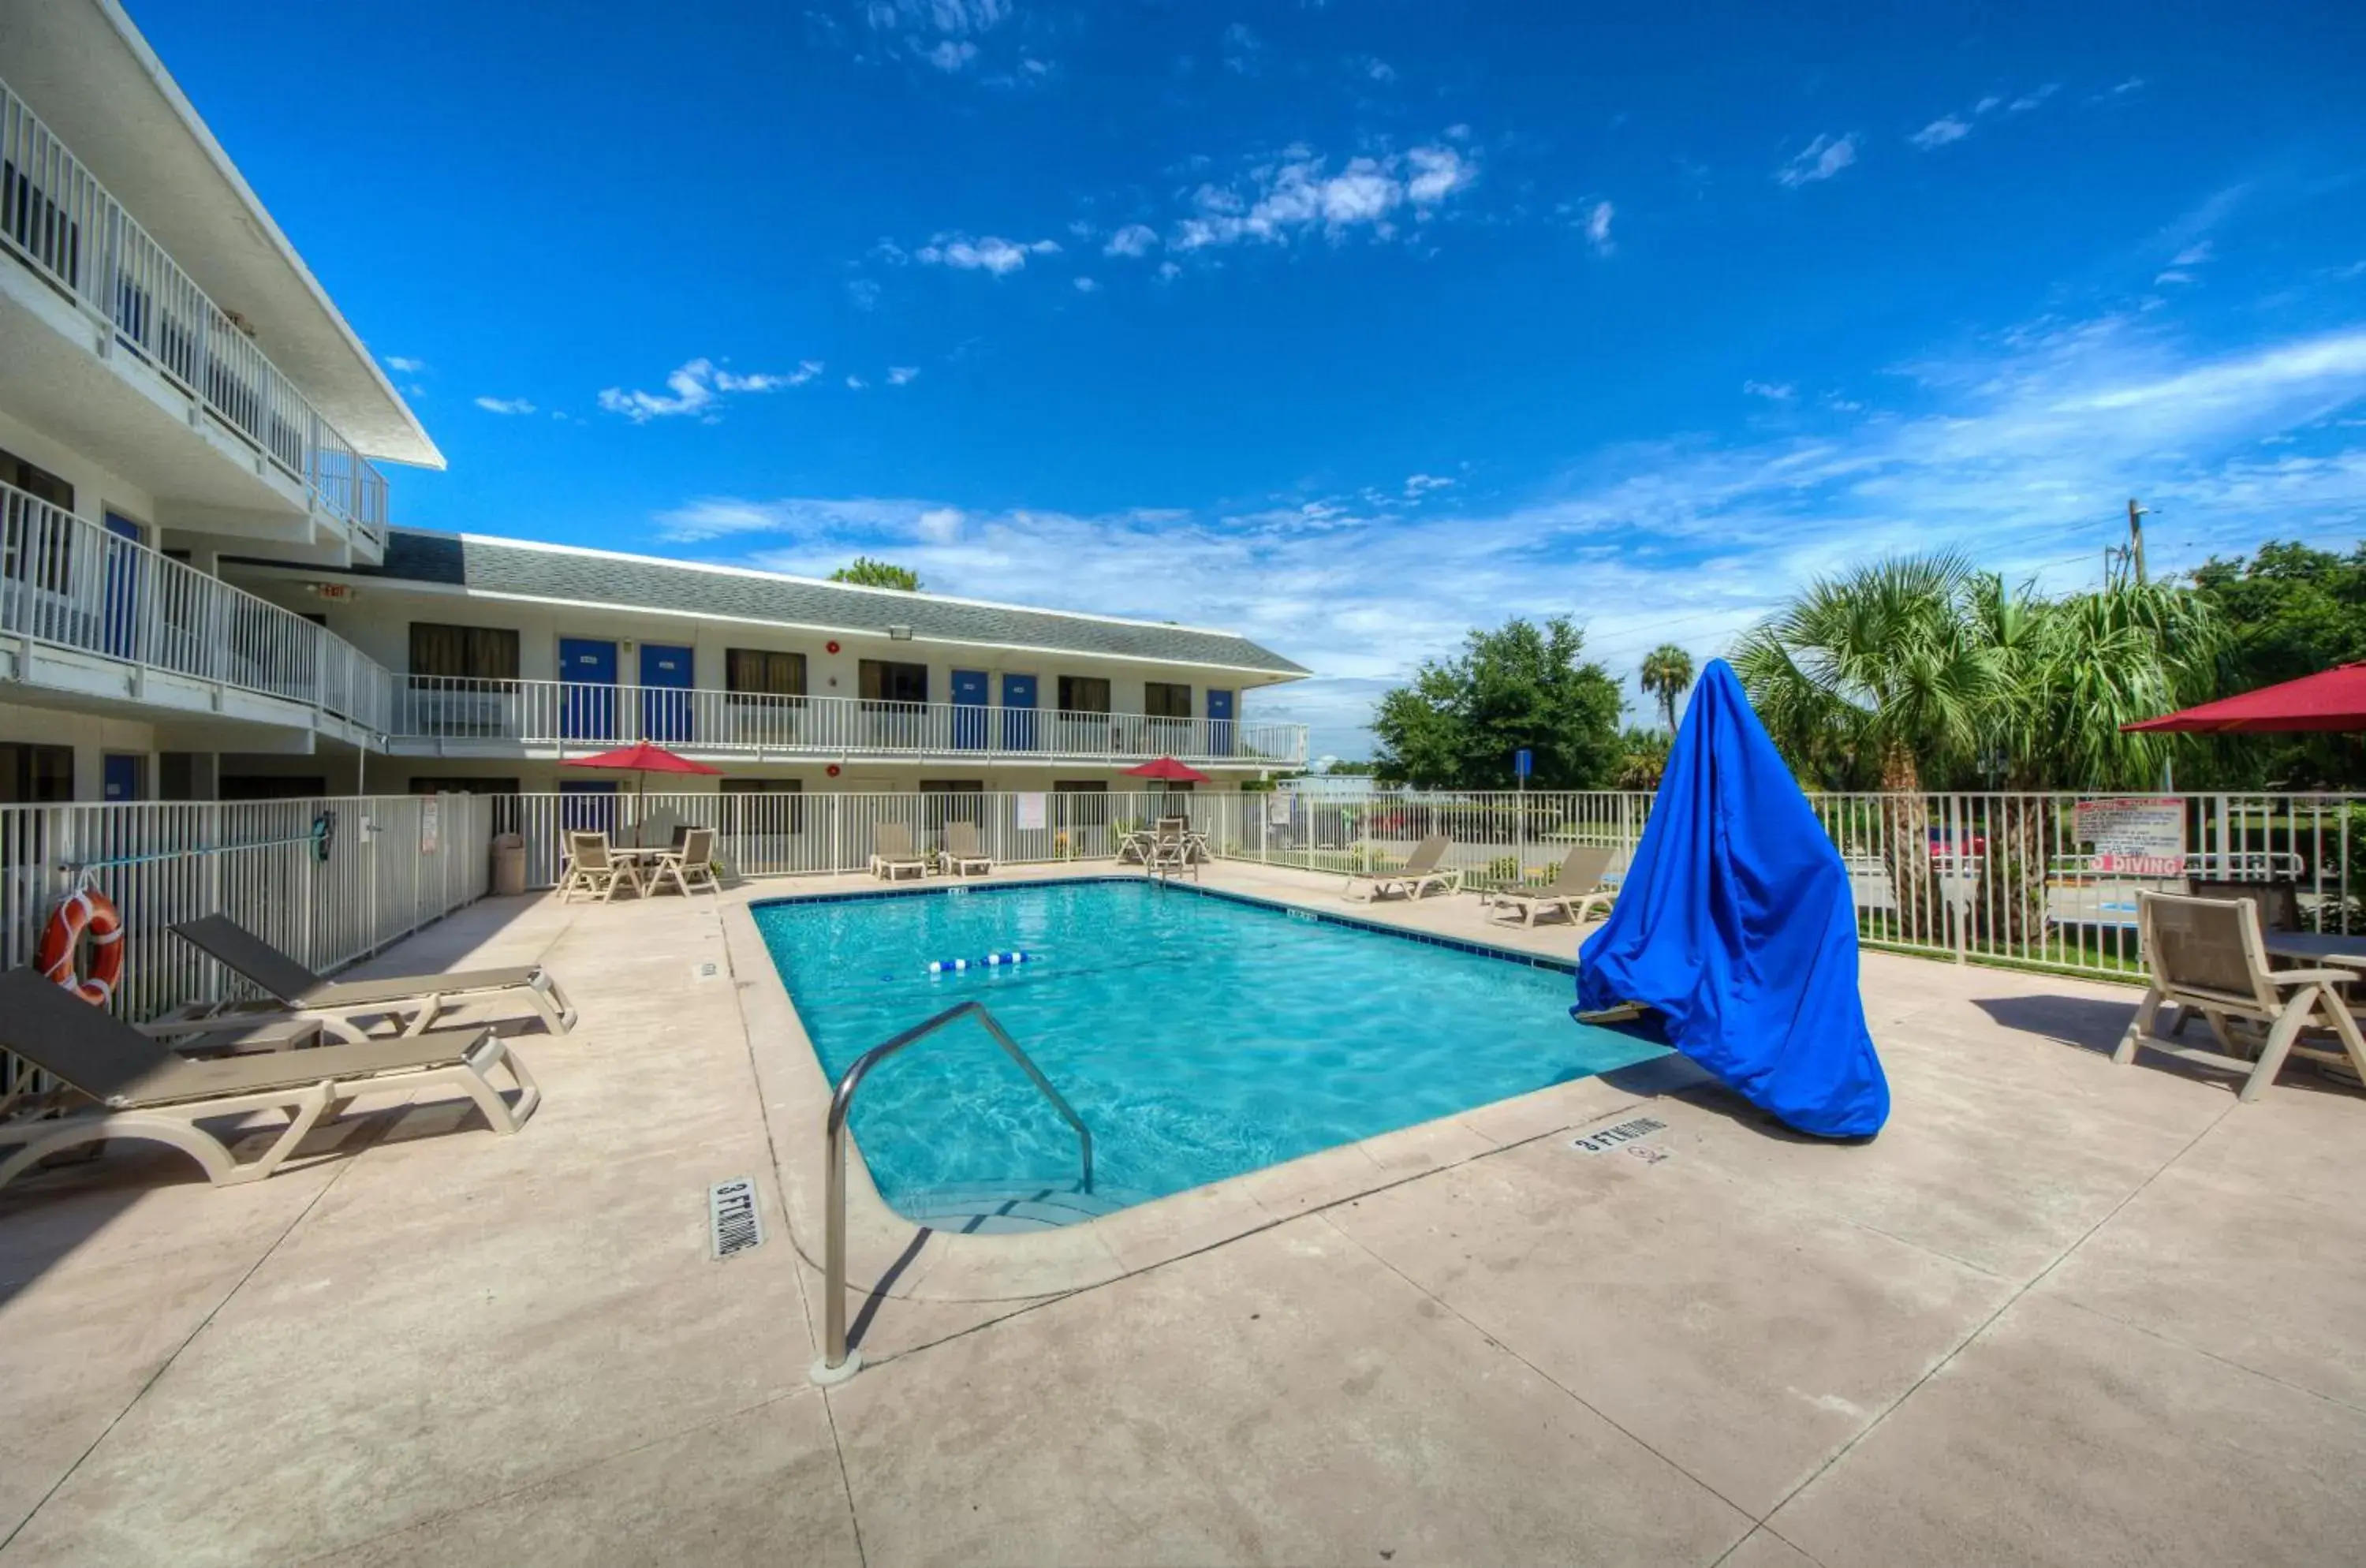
xmin=898 ymin=1182 xmax=1148 ymax=1234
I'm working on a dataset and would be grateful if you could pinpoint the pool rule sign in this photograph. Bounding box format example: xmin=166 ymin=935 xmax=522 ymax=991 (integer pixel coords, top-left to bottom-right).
xmin=2076 ymin=797 xmax=2186 ymax=877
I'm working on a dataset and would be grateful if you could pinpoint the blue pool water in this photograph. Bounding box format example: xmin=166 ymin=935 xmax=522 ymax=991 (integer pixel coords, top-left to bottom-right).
xmin=752 ymin=879 xmax=1666 ymax=1221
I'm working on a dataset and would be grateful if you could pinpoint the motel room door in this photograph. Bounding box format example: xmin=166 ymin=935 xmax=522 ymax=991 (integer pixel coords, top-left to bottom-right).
xmin=640 ymin=644 xmax=694 ymax=745
xmin=1000 ymin=673 xmax=1038 ymax=752
xmin=1205 ymin=688 xmax=1236 ymax=756
xmin=558 ymin=639 xmax=618 ymax=742
xmin=951 ymin=668 xmax=989 ymax=750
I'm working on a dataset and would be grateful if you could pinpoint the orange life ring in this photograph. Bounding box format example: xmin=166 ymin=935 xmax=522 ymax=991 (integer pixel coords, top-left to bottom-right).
xmin=39 ymin=887 xmax=125 ymax=1006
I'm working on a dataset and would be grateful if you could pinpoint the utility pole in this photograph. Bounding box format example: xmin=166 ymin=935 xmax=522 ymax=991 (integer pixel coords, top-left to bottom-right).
xmin=2126 ymin=497 xmax=2148 ymax=585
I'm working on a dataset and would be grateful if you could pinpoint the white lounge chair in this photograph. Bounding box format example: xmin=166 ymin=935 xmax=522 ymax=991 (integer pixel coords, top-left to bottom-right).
xmin=1350 ymin=834 xmax=1463 ymax=902
xmin=170 ymin=914 xmax=579 ymax=1038
xmin=2116 ymin=890 xmax=2366 ymax=1103
xmin=869 ymin=822 xmax=931 ymax=881
xmin=0 ymin=967 xmax=539 ymax=1192
xmin=558 ymin=831 xmax=644 ymax=903
xmin=649 ymin=827 xmax=722 ymax=897
xmin=938 ymin=819 xmax=995 ymax=876
xmin=1490 ymin=845 xmax=1618 ymax=928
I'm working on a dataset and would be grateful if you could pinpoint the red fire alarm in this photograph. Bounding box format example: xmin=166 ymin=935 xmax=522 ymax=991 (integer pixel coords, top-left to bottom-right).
xmin=826 ymin=640 xmax=841 ymax=654
xmin=826 ymin=763 xmax=841 ymax=778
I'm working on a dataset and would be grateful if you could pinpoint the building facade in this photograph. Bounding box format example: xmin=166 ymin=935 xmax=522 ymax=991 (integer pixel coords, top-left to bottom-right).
xmin=0 ymin=1 xmax=1305 ymax=807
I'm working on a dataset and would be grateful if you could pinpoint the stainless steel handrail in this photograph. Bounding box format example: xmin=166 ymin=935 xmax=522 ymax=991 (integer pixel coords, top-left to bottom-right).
xmin=813 ymin=999 xmax=1092 ymax=1382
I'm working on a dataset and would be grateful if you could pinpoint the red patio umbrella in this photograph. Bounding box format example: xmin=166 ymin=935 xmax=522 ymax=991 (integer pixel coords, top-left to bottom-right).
xmin=562 ymin=741 xmax=722 ymax=834
xmin=1121 ymin=756 xmax=1213 ymax=783
xmin=2123 ymin=664 xmax=2366 ymax=734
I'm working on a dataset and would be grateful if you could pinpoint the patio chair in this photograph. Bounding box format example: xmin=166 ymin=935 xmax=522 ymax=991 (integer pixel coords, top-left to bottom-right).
xmin=938 ymin=819 xmax=995 ymax=876
xmin=558 ymin=831 xmax=644 ymax=903
xmin=649 ymin=827 xmax=721 ymax=898
xmin=1144 ymin=817 xmax=1199 ymax=879
xmin=1489 ymin=845 xmax=1618 ymax=928
xmin=868 ymin=822 xmax=931 ymax=881
xmin=1350 ymin=834 xmax=1464 ymax=902
xmin=2116 ymin=890 xmax=2366 ymax=1103
xmin=0 ymin=967 xmax=539 ymax=1193
xmin=170 ymin=914 xmax=579 ymax=1038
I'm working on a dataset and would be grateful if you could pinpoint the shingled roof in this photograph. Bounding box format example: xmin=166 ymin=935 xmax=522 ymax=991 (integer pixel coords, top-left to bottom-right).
xmin=300 ymin=530 xmax=1310 ymax=677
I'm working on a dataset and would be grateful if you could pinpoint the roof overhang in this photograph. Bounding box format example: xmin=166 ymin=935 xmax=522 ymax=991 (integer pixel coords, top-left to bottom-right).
xmin=0 ymin=0 xmax=443 ymax=469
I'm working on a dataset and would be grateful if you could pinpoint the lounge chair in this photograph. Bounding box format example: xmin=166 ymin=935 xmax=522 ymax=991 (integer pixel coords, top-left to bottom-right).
xmin=1490 ymin=845 xmax=1618 ymax=928
xmin=559 ymin=831 xmax=644 ymax=903
xmin=170 ymin=914 xmax=578 ymax=1038
xmin=0 ymin=967 xmax=539 ymax=1193
xmin=1350 ymin=834 xmax=1463 ymax=902
xmin=2116 ymin=890 xmax=2366 ymax=1103
xmin=868 ymin=822 xmax=931 ymax=881
xmin=649 ymin=827 xmax=721 ymax=897
xmin=938 ymin=820 xmax=995 ymax=876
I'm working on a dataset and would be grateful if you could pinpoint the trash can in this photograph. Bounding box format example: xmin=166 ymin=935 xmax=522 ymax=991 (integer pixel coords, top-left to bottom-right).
xmin=491 ymin=832 xmax=527 ymax=897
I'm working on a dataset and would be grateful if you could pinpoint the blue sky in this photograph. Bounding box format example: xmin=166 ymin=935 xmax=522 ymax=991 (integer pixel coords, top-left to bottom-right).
xmin=136 ymin=0 xmax=2366 ymax=760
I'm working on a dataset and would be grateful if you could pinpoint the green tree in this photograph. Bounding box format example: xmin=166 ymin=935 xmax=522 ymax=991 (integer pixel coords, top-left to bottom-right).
xmin=1615 ymin=726 xmax=1670 ymax=790
xmin=1372 ymin=618 xmax=1624 ymax=790
xmin=1638 ymin=644 xmax=1695 ymax=734
xmin=830 ymin=557 xmax=920 ymax=591
xmin=2188 ymin=540 xmax=2366 ymax=788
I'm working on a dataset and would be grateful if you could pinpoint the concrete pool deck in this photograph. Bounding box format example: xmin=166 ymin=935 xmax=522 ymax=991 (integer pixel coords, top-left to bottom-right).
xmin=2 ymin=860 xmax=2363 ymax=1564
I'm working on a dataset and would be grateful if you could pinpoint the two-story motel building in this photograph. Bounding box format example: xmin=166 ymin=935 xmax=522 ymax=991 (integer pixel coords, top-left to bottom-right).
xmin=0 ymin=0 xmax=1308 ymax=811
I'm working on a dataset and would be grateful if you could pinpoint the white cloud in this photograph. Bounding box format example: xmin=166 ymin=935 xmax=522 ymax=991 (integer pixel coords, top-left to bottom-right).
xmin=1157 ymin=260 xmax=1182 ymax=282
xmin=385 ymin=355 xmax=427 ymax=373
xmin=639 ymin=315 xmax=2366 ymax=756
xmin=2171 ymin=241 xmax=2215 ymax=267
xmin=2112 ymin=77 xmax=2144 ymax=95
xmin=1356 ymin=55 xmax=1396 ymax=83
xmin=2009 ymin=84 xmax=2060 ymax=112
xmin=916 ymin=233 xmax=1060 ymax=274
xmin=597 ymin=357 xmax=813 ymax=423
xmin=1910 ymin=115 xmax=1971 ymax=150
xmin=886 ymin=365 xmax=920 ymax=385
xmin=1583 ymin=200 xmax=1614 ymax=255
xmin=1222 ymin=22 xmax=1263 ymax=75
xmin=1776 ymin=133 xmax=1858 ymax=187
xmin=920 ymin=38 xmax=976 ymax=71
xmin=1975 ymin=95 xmax=2004 ymax=114
xmin=847 ymin=278 xmax=882 ymax=310
xmin=1072 ymin=276 xmax=1099 ymax=293
xmin=1742 ymin=381 xmax=1796 ymax=401
xmin=1403 ymin=473 xmax=1454 ymax=500
xmin=473 ymin=395 xmax=536 ymax=415
xmin=1103 ymin=222 xmax=1160 ymax=258
xmin=1171 ymin=139 xmax=1476 ymax=252
xmin=846 ymin=375 xmax=869 ymax=390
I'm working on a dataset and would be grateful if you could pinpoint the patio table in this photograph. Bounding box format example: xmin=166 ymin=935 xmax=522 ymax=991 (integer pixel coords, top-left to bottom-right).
xmin=2263 ymin=931 xmax=2366 ymax=969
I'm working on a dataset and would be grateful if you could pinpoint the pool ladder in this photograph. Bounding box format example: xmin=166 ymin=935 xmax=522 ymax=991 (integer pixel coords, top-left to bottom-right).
xmin=812 ymin=999 xmax=1092 ymax=1384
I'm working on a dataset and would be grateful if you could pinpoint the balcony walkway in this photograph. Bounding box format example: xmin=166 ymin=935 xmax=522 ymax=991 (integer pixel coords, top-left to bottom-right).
xmin=2 ymin=864 xmax=2361 ymax=1564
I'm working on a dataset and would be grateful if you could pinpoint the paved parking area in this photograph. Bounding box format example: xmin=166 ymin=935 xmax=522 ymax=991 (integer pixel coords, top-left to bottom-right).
xmin=2 ymin=861 xmax=2361 ymax=1565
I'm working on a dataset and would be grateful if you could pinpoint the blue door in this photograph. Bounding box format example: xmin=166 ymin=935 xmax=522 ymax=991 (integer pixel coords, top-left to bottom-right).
xmin=1206 ymin=688 xmax=1236 ymax=756
xmin=103 ymin=752 xmax=142 ymax=802
xmin=558 ymin=779 xmax=618 ymax=834
xmin=1001 ymin=673 xmax=1038 ymax=752
xmin=951 ymin=668 xmax=989 ymax=750
xmin=103 ymin=513 xmax=145 ymax=660
xmin=640 ymin=643 xmax=694 ymax=744
xmin=559 ymin=639 xmax=618 ymax=742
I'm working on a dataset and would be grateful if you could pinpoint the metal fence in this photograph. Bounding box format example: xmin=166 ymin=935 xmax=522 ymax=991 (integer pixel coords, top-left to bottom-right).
xmin=0 ymin=71 xmax=388 ymax=547
xmin=392 ymin=679 xmax=1308 ymax=767
xmin=1 ymin=794 xmax=492 ymax=1092
xmin=2 ymin=481 xmax=394 ymax=730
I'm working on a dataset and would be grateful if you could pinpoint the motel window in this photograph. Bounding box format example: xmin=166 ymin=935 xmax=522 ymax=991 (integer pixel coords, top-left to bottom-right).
xmin=0 ymin=446 xmax=73 ymax=510
xmin=0 ymin=743 xmax=73 ymax=804
xmin=726 ymin=648 xmax=807 ymax=700
xmin=722 ymin=776 xmax=804 ymax=833
xmin=859 ymin=659 xmax=929 ymax=704
xmin=1054 ymin=778 xmax=1108 ymax=825
xmin=408 ymin=623 xmax=520 ymax=682
xmin=1058 ymin=675 xmax=1110 ymax=714
xmin=920 ymin=779 xmax=986 ymax=830
xmin=0 ymin=446 xmax=76 ymax=593
xmin=408 ymin=778 xmax=520 ymax=796
xmin=1144 ymin=681 xmax=1192 ymax=719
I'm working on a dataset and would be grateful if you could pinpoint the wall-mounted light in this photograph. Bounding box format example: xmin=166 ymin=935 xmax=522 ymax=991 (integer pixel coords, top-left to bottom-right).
xmin=826 ymin=640 xmax=841 ymax=654
xmin=887 ymin=625 xmax=913 ymax=641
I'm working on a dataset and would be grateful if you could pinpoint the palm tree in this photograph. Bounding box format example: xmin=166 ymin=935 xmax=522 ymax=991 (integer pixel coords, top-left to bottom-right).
xmin=1638 ymin=644 xmax=1696 ymax=734
xmin=1732 ymin=554 xmax=2002 ymax=943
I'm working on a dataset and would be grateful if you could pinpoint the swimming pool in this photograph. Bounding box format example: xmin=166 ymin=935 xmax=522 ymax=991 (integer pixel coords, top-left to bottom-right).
xmin=752 ymin=879 xmax=1666 ymax=1226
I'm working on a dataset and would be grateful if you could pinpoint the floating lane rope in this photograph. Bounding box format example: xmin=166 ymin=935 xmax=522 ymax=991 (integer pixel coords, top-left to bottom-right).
xmin=927 ymin=950 xmax=1032 ymax=975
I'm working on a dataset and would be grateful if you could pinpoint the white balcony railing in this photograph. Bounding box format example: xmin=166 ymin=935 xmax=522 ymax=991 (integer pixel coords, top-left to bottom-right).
xmin=2 ymin=480 xmax=394 ymax=731
xmin=392 ymin=678 xmax=1308 ymax=767
xmin=0 ymin=75 xmax=388 ymax=551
